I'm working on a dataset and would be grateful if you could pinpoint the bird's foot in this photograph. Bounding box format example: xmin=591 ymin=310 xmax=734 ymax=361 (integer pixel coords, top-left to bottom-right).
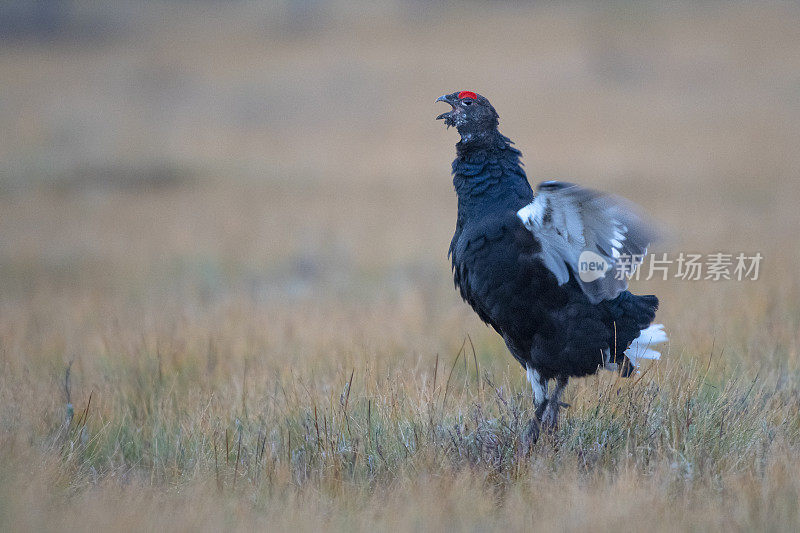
xmin=522 ymin=399 xmax=551 ymax=447
xmin=523 ymin=416 xmax=541 ymax=448
xmin=540 ymin=400 xmax=569 ymax=432
xmin=523 ymin=398 xmax=570 ymax=448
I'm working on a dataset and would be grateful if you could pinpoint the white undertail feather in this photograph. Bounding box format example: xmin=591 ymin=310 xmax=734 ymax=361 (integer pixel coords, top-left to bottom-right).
xmin=624 ymin=323 xmax=668 ymax=367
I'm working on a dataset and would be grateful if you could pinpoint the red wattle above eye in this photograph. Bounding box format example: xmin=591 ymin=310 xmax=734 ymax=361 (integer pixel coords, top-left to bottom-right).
xmin=458 ymin=91 xmax=477 ymax=100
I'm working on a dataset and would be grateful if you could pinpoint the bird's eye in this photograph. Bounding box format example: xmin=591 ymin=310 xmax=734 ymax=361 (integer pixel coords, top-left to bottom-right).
xmin=462 ymin=99 xmax=473 ymax=105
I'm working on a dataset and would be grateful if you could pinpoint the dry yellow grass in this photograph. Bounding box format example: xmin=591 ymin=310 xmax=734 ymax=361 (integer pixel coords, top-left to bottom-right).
xmin=1 ymin=2 xmax=800 ymax=531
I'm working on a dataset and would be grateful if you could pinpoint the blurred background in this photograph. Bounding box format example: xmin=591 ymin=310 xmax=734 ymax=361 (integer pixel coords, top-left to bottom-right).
xmin=2 ymin=1 xmax=800 ymax=528
xmin=2 ymin=0 xmax=799 ymax=376
xmin=3 ymin=0 xmax=799 ymax=298
xmin=3 ymin=0 xmax=800 ymax=377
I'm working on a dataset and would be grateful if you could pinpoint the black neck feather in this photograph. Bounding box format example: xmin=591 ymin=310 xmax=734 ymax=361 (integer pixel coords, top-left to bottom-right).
xmin=452 ymin=130 xmax=534 ymax=219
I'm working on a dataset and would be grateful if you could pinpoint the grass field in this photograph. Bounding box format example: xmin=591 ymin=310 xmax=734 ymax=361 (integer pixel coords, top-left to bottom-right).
xmin=2 ymin=1 xmax=800 ymax=530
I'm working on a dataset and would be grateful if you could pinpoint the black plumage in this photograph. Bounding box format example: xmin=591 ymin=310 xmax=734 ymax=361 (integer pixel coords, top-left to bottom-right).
xmin=436 ymin=91 xmax=664 ymax=437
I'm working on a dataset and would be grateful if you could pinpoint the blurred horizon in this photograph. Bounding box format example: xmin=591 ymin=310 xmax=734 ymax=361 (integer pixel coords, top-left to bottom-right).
xmin=5 ymin=1 xmax=799 ymax=186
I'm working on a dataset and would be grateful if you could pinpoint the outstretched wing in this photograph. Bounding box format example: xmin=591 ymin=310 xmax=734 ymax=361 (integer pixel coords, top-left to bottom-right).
xmin=516 ymin=181 xmax=657 ymax=304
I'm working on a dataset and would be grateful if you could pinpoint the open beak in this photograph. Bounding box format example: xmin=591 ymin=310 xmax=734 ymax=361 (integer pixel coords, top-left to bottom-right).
xmin=436 ymin=94 xmax=456 ymax=123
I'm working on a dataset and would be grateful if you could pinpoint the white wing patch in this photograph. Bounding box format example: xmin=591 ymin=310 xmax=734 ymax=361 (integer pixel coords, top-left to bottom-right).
xmin=517 ymin=181 xmax=657 ymax=304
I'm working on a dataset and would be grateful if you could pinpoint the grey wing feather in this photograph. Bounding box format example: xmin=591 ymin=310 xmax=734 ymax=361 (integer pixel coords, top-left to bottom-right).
xmin=516 ymin=181 xmax=657 ymax=304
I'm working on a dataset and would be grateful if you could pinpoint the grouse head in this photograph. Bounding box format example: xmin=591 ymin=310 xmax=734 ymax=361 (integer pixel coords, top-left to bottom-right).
xmin=436 ymin=91 xmax=500 ymax=143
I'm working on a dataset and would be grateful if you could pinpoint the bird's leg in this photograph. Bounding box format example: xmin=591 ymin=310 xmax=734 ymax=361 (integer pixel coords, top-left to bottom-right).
xmin=524 ymin=365 xmax=549 ymax=445
xmin=540 ymin=376 xmax=569 ymax=431
xmin=526 ymin=365 xmax=549 ymax=415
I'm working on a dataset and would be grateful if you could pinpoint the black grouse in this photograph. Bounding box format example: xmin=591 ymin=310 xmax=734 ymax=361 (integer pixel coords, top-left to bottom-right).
xmin=436 ymin=90 xmax=666 ymax=441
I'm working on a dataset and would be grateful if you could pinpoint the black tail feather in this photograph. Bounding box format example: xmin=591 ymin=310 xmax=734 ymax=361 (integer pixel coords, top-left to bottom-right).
xmin=605 ymin=291 xmax=659 ymax=372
